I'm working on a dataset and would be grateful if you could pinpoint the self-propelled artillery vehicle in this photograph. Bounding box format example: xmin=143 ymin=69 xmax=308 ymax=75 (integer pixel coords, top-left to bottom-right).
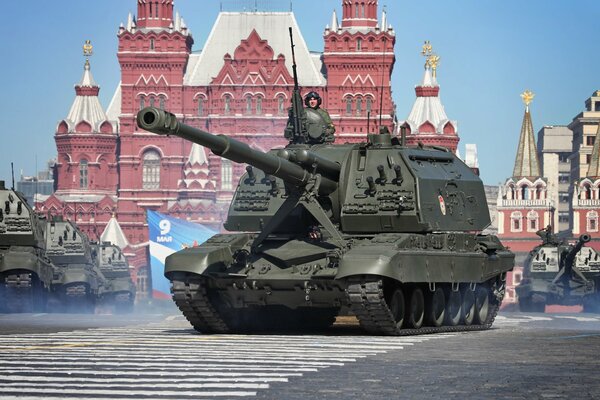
xmin=135 ymin=28 xmax=513 ymax=335
xmin=45 ymin=216 xmax=107 ymax=312
xmin=94 ymin=241 xmax=136 ymax=313
xmin=137 ymin=103 xmax=514 ymax=334
xmin=517 ymin=226 xmax=600 ymax=312
xmin=0 ymin=180 xmax=54 ymax=313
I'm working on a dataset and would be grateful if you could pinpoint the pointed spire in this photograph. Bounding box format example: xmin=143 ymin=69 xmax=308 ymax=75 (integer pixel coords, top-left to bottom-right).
xmin=188 ymin=143 xmax=209 ymax=168
xmin=126 ymin=12 xmax=134 ymax=31
xmin=64 ymin=41 xmax=108 ymax=130
xmin=381 ymin=6 xmax=387 ymax=31
xmin=330 ymin=9 xmax=339 ymax=31
xmin=512 ymin=91 xmax=541 ymax=179
xmin=586 ymin=122 xmax=600 ymax=178
xmin=101 ymin=215 xmax=129 ymax=250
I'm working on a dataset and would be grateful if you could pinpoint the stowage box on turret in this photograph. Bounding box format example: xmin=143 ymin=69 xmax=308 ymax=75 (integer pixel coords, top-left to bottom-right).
xmin=44 ymin=216 xmax=106 ymax=313
xmin=517 ymin=227 xmax=600 ymax=312
xmin=137 ymin=104 xmax=514 ymax=335
xmin=0 ymin=181 xmax=55 ymax=313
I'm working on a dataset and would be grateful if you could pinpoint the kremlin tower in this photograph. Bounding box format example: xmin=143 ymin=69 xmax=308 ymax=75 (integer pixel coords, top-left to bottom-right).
xmin=399 ymin=42 xmax=459 ymax=153
xmin=572 ymin=122 xmax=600 ymax=237
xmin=38 ymin=41 xmax=118 ymax=240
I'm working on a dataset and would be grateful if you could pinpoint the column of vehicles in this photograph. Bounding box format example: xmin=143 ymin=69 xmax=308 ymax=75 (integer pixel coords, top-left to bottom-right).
xmin=0 ymin=181 xmax=135 ymax=314
xmin=517 ymin=226 xmax=600 ymax=313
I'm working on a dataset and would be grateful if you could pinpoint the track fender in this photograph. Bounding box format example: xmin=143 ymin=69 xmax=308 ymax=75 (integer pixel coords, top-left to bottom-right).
xmin=164 ymin=234 xmax=251 ymax=279
xmin=335 ymin=247 xmax=402 ymax=281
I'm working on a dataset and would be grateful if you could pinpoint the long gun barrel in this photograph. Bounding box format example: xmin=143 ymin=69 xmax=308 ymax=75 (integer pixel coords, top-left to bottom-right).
xmin=136 ymin=107 xmax=338 ymax=194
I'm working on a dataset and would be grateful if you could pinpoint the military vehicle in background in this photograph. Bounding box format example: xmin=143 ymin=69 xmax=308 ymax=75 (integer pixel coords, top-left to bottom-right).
xmin=135 ymin=29 xmax=513 ymax=335
xmin=0 ymin=181 xmax=55 ymax=313
xmin=517 ymin=226 xmax=600 ymax=312
xmin=44 ymin=216 xmax=107 ymax=313
xmin=94 ymin=241 xmax=135 ymax=313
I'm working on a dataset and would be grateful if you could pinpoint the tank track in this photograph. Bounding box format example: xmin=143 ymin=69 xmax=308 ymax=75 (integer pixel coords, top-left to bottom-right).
xmin=346 ymin=277 xmax=502 ymax=336
xmin=171 ymin=277 xmax=230 ymax=334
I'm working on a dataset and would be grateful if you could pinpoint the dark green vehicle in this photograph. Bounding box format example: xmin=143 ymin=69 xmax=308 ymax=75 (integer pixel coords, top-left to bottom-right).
xmin=94 ymin=241 xmax=136 ymax=313
xmin=137 ymin=102 xmax=514 ymax=334
xmin=45 ymin=216 xmax=105 ymax=313
xmin=0 ymin=181 xmax=54 ymax=313
xmin=517 ymin=227 xmax=600 ymax=312
xmin=136 ymin=30 xmax=513 ymax=334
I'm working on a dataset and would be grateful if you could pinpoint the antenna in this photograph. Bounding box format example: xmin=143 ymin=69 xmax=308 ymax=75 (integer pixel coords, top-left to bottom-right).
xmin=10 ymin=162 xmax=15 ymax=190
xmin=378 ymin=36 xmax=387 ymax=130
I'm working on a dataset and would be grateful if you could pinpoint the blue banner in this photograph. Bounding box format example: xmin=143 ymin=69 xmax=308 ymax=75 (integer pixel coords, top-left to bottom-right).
xmin=147 ymin=210 xmax=217 ymax=299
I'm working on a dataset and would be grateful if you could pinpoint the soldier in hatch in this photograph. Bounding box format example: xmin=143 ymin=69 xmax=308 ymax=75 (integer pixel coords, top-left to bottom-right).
xmin=304 ymin=91 xmax=335 ymax=143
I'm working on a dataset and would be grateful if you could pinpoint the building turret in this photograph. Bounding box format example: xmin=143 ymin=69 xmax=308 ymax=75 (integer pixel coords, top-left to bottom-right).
xmin=399 ymin=41 xmax=458 ymax=152
xmin=323 ymin=0 xmax=396 ymax=139
xmin=497 ymin=91 xmax=551 ymax=243
xmin=53 ymin=41 xmax=118 ymax=196
xmin=136 ymin=0 xmax=174 ymax=29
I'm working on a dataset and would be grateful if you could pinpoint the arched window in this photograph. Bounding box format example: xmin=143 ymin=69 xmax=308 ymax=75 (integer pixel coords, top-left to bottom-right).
xmin=221 ymin=160 xmax=233 ymax=190
xmin=256 ymin=97 xmax=262 ymax=114
xmin=278 ymin=95 xmax=285 ymax=114
xmin=535 ymin=185 xmax=544 ymax=200
xmin=587 ymin=211 xmax=599 ymax=232
xmin=356 ymin=97 xmax=363 ymax=115
xmin=357 ymin=38 xmax=362 ymax=51
xmin=79 ymin=160 xmax=88 ymax=189
xmin=361 ymin=3 xmax=365 ymax=17
xmin=521 ymin=185 xmax=529 ymax=200
xmin=139 ymin=95 xmax=145 ymax=111
xmin=583 ymin=183 xmax=592 ymax=200
xmin=346 ymin=97 xmax=352 ymax=115
xmin=366 ymin=97 xmax=372 ymax=114
xmin=149 ymin=96 xmax=155 ymax=108
xmin=355 ymin=3 xmax=359 ymax=18
xmin=142 ymin=150 xmax=160 ymax=189
xmin=150 ymin=38 xmax=155 ymax=50
xmin=511 ymin=211 xmax=522 ymax=232
xmin=198 ymin=97 xmax=204 ymax=116
xmin=245 ymin=95 xmax=252 ymax=114
xmin=527 ymin=210 xmax=539 ymax=232
xmin=224 ymin=95 xmax=232 ymax=115
xmin=159 ymin=95 xmax=165 ymax=110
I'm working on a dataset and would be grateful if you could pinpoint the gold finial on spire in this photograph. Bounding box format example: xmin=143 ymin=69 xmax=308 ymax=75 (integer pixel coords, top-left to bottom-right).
xmin=521 ymin=90 xmax=535 ymax=110
xmin=427 ymin=55 xmax=440 ymax=78
xmin=83 ymin=40 xmax=93 ymax=58
xmin=421 ymin=40 xmax=432 ymax=57
xmin=421 ymin=40 xmax=440 ymax=78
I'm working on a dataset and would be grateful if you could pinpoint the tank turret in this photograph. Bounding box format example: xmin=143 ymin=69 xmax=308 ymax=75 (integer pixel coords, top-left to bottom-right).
xmin=0 ymin=185 xmax=54 ymax=312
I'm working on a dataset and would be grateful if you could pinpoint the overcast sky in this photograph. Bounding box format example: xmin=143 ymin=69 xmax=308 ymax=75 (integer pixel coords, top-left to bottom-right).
xmin=1 ymin=0 xmax=598 ymax=186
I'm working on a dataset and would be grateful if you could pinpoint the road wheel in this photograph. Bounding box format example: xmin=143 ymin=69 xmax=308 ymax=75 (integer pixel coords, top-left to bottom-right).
xmin=386 ymin=287 xmax=406 ymax=330
xmin=461 ymin=289 xmax=476 ymax=326
xmin=474 ymin=285 xmax=490 ymax=324
xmin=425 ymin=286 xmax=445 ymax=327
xmin=444 ymin=287 xmax=462 ymax=326
xmin=406 ymin=287 xmax=425 ymax=329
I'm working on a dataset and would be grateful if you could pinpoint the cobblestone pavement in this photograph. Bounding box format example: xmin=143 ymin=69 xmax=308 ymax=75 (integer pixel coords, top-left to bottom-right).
xmin=0 ymin=312 xmax=599 ymax=399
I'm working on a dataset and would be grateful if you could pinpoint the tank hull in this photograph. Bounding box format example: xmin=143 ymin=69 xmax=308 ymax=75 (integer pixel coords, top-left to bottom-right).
xmin=50 ymin=265 xmax=99 ymax=313
xmin=0 ymin=247 xmax=54 ymax=313
xmin=165 ymin=232 xmax=513 ymax=334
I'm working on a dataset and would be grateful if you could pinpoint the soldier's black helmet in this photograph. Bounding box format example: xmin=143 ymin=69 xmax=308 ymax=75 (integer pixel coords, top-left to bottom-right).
xmin=304 ymin=91 xmax=322 ymax=108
